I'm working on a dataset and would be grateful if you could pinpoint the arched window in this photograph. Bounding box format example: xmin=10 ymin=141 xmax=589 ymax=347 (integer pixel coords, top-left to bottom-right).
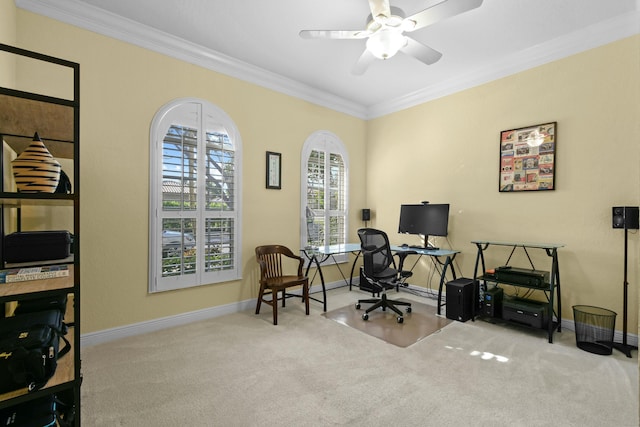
xmin=300 ymin=131 xmax=349 ymax=262
xmin=149 ymin=98 xmax=242 ymax=292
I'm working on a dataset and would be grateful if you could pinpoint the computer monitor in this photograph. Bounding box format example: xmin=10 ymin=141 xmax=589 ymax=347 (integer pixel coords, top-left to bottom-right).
xmin=398 ymin=203 xmax=450 ymax=248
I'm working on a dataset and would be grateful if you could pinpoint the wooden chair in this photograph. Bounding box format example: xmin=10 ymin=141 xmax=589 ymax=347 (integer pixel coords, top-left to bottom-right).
xmin=255 ymin=245 xmax=310 ymax=325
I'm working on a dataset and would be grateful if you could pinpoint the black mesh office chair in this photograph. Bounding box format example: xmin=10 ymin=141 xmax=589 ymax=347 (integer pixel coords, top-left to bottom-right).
xmin=356 ymin=228 xmax=413 ymax=323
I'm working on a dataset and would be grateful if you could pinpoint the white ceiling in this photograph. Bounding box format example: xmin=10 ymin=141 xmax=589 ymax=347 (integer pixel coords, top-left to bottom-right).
xmin=17 ymin=0 xmax=640 ymax=118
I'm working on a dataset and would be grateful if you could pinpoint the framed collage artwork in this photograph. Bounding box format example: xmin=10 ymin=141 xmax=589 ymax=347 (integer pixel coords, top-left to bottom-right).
xmin=499 ymin=122 xmax=556 ymax=192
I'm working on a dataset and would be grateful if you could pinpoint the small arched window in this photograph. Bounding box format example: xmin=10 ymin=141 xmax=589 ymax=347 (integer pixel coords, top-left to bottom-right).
xmin=149 ymin=98 xmax=242 ymax=292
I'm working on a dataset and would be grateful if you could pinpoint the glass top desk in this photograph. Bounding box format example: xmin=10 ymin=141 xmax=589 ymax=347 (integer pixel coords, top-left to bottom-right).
xmin=301 ymin=244 xmax=459 ymax=314
xmin=390 ymin=246 xmax=460 ymax=316
xmin=301 ymin=244 xmax=361 ymax=311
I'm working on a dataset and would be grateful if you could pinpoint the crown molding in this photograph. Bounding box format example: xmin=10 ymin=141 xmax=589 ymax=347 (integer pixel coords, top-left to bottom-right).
xmin=16 ymin=0 xmax=369 ymax=119
xmin=16 ymin=0 xmax=640 ymax=120
xmin=367 ymin=10 xmax=640 ymax=119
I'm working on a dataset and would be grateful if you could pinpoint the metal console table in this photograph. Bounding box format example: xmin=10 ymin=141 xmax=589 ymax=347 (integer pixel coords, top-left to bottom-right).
xmin=472 ymin=240 xmax=564 ymax=343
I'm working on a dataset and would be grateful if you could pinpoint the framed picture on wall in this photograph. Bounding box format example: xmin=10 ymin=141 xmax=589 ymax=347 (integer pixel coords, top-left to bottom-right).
xmin=266 ymin=151 xmax=281 ymax=189
xmin=499 ymin=122 xmax=556 ymax=192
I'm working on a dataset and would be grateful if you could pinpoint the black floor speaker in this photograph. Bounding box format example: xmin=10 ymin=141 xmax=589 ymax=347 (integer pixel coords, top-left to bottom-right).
xmin=446 ymin=278 xmax=477 ymax=322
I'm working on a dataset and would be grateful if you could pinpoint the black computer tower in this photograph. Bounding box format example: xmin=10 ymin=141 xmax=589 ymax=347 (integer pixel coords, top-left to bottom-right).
xmin=483 ymin=286 xmax=503 ymax=318
xmin=446 ymin=278 xmax=476 ymax=322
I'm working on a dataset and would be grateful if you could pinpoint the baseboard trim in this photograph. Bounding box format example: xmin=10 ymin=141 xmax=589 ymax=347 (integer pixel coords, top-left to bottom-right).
xmin=81 ymin=279 xmax=348 ymax=348
xmin=81 ymin=299 xmax=254 ymax=348
xmin=403 ymin=283 xmax=639 ymax=348
xmin=560 ymin=318 xmax=638 ymax=348
xmin=82 ymin=279 xmax=638 ymax=350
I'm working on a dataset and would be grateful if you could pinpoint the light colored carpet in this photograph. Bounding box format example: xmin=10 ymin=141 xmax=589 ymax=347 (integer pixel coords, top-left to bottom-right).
xmin=323 ymin=298 xmax=452 ymax=347
xmin=81 ymin=287 xmax=638 ymax=426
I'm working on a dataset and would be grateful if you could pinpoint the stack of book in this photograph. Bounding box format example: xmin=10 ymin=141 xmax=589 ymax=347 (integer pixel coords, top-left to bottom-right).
xmin=0 ymin=265 xmax=69 ymax=283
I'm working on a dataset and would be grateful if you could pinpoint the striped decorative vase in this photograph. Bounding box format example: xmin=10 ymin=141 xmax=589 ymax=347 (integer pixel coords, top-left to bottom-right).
xmin=11 ymin=132 xmax=61 ymax=193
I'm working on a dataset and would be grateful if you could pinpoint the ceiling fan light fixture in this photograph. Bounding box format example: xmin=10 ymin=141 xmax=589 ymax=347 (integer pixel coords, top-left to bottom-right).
xmin=401 ymin=19 xmax=417 ymax=32
xmin=299 ymin=0 xmax=485 ymax=73
xmin=373 ymin=13 xmax=388 ymax=23
xmin=366 ymin=29 xmax=407 ymax=59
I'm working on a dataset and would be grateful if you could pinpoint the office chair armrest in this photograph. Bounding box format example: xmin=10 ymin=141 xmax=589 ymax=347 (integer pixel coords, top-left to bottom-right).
xmin=394 ymin=250 xmax=416 ymax=271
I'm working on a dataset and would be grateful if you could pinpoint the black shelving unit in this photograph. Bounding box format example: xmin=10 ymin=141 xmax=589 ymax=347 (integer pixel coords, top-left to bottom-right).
xmin=472 ymin=240 xmax=563 ymax=343
xmin=0 ymin=43 xmax=80 ymax=425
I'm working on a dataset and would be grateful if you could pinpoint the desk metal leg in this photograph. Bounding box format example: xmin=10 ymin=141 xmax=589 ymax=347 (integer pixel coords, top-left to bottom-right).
xmin=437 ymin=255 xmax=456 ymax=316
xmin=553 ymin=252 xmax=561 ymax=333
xmin=472 ymin=243 xmax=488 ymax=321
xmin=304 ymin=255 xmax=327 ymax=312
xmin=348 ymin=250 xmax=361 ymax=291
xmin=546 ymin=249 xmax=562 ymax=343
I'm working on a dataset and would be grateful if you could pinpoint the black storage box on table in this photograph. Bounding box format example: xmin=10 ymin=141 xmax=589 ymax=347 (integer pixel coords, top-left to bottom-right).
xmin=4 ymin=231 xmax=72 ymax=263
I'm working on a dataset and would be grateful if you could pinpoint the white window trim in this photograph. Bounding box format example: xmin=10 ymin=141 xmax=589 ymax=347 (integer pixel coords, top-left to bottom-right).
xmin=149 ymin=97 xmax=243 ymax=292
xmin=300 ymin=130 xmax=349 ymax=265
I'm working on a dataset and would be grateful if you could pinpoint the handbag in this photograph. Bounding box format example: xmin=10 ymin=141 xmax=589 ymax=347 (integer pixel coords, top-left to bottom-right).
xmin=14 ymin=294 xmax=69 ymax=322
xmin=0 ymin=310 xmax=70 ymax=393
xmin=0 ymin=395 xmax=58 ymax=427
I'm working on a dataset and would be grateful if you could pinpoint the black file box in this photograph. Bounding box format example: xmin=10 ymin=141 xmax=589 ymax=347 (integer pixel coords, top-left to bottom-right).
xmin=4 ymin=231 xmax=72 ymax=263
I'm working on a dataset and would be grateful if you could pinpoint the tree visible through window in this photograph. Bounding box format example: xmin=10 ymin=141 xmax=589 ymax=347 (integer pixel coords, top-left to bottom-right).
xmin=301 ymin=131 xmax=348 ymax=259
xmin=149 ymin=99 xmax=242 ymax=292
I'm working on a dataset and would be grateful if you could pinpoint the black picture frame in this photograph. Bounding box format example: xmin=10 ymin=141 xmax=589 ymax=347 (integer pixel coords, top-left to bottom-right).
xmin=266 ymin=151 xmax=281 ymax=189
xmin=499 ymin=122 xmax=557 ymax=192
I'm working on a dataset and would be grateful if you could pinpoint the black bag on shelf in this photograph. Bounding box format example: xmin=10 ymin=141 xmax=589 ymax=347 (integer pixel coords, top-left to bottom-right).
xmin=4 ymin=231 xmax=72 ymax=263
xmin=0 ymin=392 xmax=75 ymax=427
xmin=13 ymin=294 xmax=73 ymax=328
xmin=0 ymin=395 xmax=58 ymax=427
xmin=0 ymin=310 xmax=70 ymax=393
xmin=14 ymin=295 xmax=68 ymax=318
xmin=53 ymin=388 xmax=77 ymax=427
xmin=54 ymin=169 xmax=72 ymax=194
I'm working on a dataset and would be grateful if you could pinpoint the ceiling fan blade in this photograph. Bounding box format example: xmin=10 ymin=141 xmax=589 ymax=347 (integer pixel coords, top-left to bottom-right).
xmin=367 ymin=0 xmax=391 ymax=21
xmin=299 ymin=29 xmax=371 ymax=39
xmin=403 ymin=0 xmax=483 ymax=32
xmin=352 ymin=49 xmax=376 ymax=75
xmin=400 ymin=37 xmax=443 ymax=65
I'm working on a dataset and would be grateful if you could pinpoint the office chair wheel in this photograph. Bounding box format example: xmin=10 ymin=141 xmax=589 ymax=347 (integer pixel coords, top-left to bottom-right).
xmin=355 ymin=303 xmax=361 ymax=310
xmin=406 ymin=307 xmax=412 ymax=313
xmin=362 ymin=313 xmax=369 ymax=321
xmin=397 ymin=316 xmax=404 ymax=324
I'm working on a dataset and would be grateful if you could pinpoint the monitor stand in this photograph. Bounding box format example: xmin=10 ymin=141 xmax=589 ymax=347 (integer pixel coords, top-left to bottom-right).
xmin=423 ymin=235 xmax=438 ymax=250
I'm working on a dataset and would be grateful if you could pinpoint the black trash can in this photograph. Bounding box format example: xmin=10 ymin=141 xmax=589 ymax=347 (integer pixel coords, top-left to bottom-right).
xmin=572 ymin=305 xmax=617 ymax=355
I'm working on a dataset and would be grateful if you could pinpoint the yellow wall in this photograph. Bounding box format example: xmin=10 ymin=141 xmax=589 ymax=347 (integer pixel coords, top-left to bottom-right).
xmin=4 ymin=9 xmax=639 ymax=337
xmin=0 ymin=0 xmax=16 ymax=86
xmin=367 ymin=35 xmax=640 ymax=331
xmin=8 ymin=10 xmax=366 ymax=333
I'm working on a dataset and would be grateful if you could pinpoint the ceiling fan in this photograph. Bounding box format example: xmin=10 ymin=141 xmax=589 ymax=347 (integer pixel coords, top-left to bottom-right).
xmin=299 ymin=0 xmax=483 ymax=75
